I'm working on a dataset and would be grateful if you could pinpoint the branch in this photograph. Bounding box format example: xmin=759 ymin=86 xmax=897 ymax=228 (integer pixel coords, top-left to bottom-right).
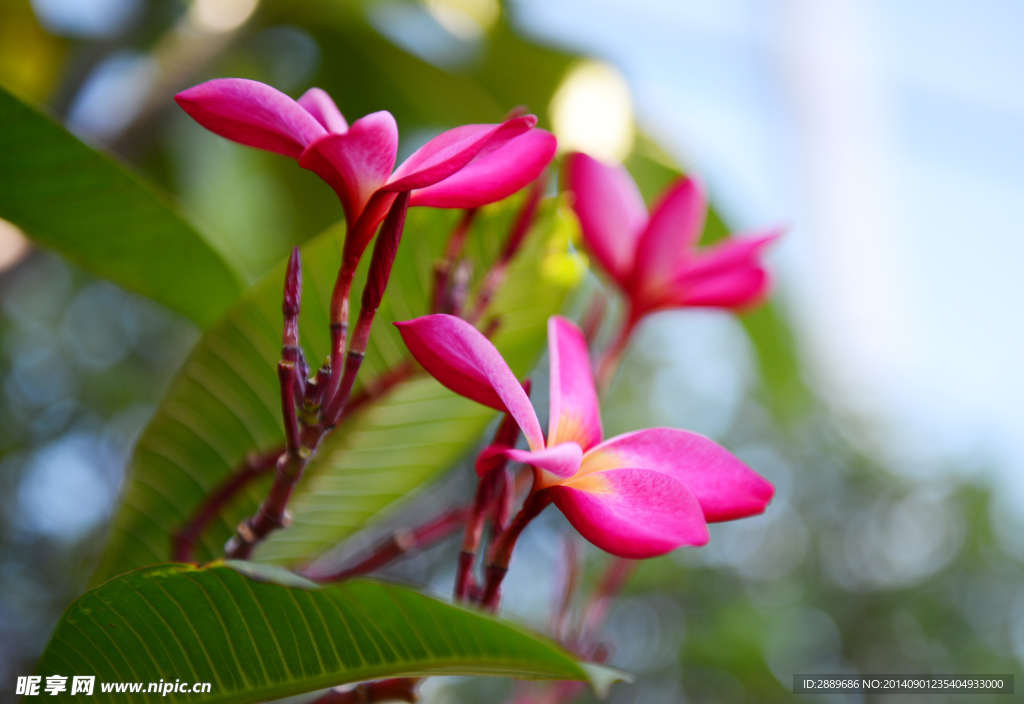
xmin=172 ymin=360 xmax=416 ymax=563
xmin=226 ymin=196 xmax=415 ymax=559
xmin=433 ymin=208 xmax=478 ymax=314
xmin=171 ymin=449 xmax=278 ymax=562
xmin=305 ymin=506 xmax=470 ymax=583
xmin=466 ymin=175 xmax=547 ymax=324
xmin=324 ymin=193 xmax=411 ymax=427
xmin=455 ymin=380 xmax=529 ymax=603
xmin=480 ymin=489 xmax=552 ymax=610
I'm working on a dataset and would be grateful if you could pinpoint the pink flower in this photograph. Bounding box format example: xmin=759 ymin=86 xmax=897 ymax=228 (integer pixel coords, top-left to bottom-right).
xmin=564 ymin=152 xmax=780 ymax=324
xmin=395 ymin=314 xmax=774 ymax=559
xmin=175 ymin=78 xmax=556 ymax=258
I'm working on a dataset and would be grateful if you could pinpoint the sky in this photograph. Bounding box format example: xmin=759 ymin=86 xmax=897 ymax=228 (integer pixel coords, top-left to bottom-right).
xmin=512 ymin=0 xmax=1024 ymax=501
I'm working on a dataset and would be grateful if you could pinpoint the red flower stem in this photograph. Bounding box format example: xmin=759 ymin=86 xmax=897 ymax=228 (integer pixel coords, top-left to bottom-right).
xmin=433 ymin=209 xmax=478 ymax=313
xmin=278 ymin=362 xmax=301 ymax=457
xmin=225 ymin=251 xmax=317 ymax=559
xmin=225 ymin=358 xmax=416 ymax=559
xmin=306 ymin=506 xmax=471 ymax=583
xmin=490 ymin=466 xmax=513 ymax=535
xmin=174 ymin=361 xmax=417 ymax=563
xmin=325 ymin=265 xmax=353 ymax=408
xmin=447 ymin=259 xmax=473 ymax=317
xmin=466 ymin=175 xmax=547 ymax=324
xmin=282 ymin=247 xmax=306 ymax=394
xmin=324 ymin=191 xmax=400 ymax=409
xmin=455 ymin=473 xmax=495 ymax=602
xmin=455 ymin=381 xmax=530 ymax=602
xmin=324 ymin=193 xmax=411 ymax=428
xmin=311 ymin=678 xmax=420 ymax=704
xmin=580 ymin=292 xmax=607 ymax=347
xmin=171 ymin=449 xmax=278 ymax=562
xmin=480 ymin=488 xmax=553 ymax=611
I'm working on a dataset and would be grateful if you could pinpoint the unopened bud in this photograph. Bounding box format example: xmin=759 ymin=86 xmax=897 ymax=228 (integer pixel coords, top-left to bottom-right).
xmin=284 ymin=246 xmax=302 ymax=316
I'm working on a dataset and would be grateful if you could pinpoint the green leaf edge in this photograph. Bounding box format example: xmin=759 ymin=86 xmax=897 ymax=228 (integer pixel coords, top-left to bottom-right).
xmin=37 ymin=561 xmax=628 ymax=703
xmin=0 ymin=83 xmax=246 ymax=327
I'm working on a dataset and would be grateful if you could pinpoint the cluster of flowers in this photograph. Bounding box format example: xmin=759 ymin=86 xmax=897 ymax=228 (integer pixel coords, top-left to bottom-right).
xmin=176 ymin=77 xmax=777 ymax=583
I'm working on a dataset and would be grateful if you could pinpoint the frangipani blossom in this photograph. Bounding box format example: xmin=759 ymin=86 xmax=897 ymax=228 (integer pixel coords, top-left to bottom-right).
xmin=176 ymin=78 xmax=556 ymax=258
xmin=564 ymin=152 xmax=780 ymax=324
xmin=396 ymin=314 xmax=774 ymax=559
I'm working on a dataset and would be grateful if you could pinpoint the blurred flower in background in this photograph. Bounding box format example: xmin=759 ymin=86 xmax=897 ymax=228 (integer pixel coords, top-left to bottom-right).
xmin=0 ymin=0 xmax=1022 ymax=702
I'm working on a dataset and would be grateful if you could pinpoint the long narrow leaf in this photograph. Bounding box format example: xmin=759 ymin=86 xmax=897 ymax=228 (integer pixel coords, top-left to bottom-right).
xmin=0 ymin=85 xmax=245 ymax=327
xmin=37 ymin=562 xmax=625 ymax=704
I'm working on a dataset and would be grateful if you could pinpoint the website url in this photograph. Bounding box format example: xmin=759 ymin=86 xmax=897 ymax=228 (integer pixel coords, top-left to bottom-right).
xmin=101 ymin=682 xmax=212 ymax=695
xmin=16 ymin=676 xmax=212 ymax=697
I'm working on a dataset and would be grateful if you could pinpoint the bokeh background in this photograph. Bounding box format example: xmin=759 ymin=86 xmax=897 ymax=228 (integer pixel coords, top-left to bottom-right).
xmin=1 ymin=0 xmax=1022 ymax=701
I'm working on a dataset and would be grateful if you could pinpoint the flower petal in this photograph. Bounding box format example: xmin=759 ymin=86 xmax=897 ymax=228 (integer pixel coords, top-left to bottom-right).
xmin=175 ymin=78 xmax=326 ymax=158
xmin=564 ymin=152 xmax=648 ymax=287
xmin=669 ymin=231 xmax=779 ymax=310
xmin=550 ymin=468 xmax=708 ymax=558
xmin=631 ymin=176 xmax=707 ymax=296
xmin=547 ymin=316 xmax=602 ymax=450
xmin=394 ymin=314 xmax=544 ymax=450
xmin=580 ymin=428 xmax=774 ymax=522
xmin=297 ymin=87 xmax=348 ymax=133
xmin=410 ymin=129 xmax=556 ymax=208
xmin=386 ymin=115 xmax=536 ymax=192
xmin=484 ymin=443 xmax=583 ymax=480
xmin=675 ymin=266 xmax=769 ymax=309
xmin=298 ymin=111 xmax=399 ymax=225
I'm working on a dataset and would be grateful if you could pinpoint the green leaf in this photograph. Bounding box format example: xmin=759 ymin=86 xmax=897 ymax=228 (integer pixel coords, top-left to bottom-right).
xmin=92 ymin=197 xmax=575 ymax=583
xmin=37 ymin=563 xmax=627 ymax=704
xmin=0 ymin=85 xmax=245 ymax=328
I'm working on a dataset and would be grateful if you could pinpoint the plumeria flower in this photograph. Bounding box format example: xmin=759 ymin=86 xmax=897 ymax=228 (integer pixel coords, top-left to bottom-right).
xmin=564 ymin=152 xmax=781 ymax=326
xmin=396 ymin=314 xmax=774 ymax=559
xmin=176 ymin=78 xmax=556 ymax=259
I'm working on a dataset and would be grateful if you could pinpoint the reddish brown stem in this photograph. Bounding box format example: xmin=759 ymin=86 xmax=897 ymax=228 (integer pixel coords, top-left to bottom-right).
xmin=306 ymin=507 xmax=470 ymax=583
xmin=456 ymin=381 xmax=530 ymax=602
xmin=580 ymin=293 xmax=607 ymax=347
xmin=326 ymin=268 xmax=353 ymax=408
xmin=171 ymin=450 xmax=278 ymax=562
xmin=174 ymin=361 xmax=415 ymax=563
xmin=325 ymin=191 xmax=400 ymax=409
xmin=311 ymin=678 xmax=420 ymax=704
xmin=433 ymin=209 xmax=477 ymax=313
xmin=325 ymin=192 xmax=411 ymax=427
xmin=278 ymin=362 xmax=300 ymax=457
xmin=282 ymin=247 xmax=306 ymax=394
xmin=490 ymin=467 xmax=513 ymax=537
xmin=455 ymin=469 xmax=501 ymax=602
xmin=467 ymin=175 xmax=547 ymax=324
xmin=480 ymin=489 xmax=553 ymax=610
xmin=225 ymin=448 xmax=303 ymax=559
xmin=447 ymin=259 xmax=473 ymax=317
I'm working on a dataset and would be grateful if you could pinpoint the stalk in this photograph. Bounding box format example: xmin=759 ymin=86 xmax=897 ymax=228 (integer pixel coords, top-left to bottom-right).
xmin=324 ymin=192 xmax=411 ymax=427
xmin=480 ymin=488 xmax=553 ymax=610
xmin=306 ymin=507 xmax=470 ymax=583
